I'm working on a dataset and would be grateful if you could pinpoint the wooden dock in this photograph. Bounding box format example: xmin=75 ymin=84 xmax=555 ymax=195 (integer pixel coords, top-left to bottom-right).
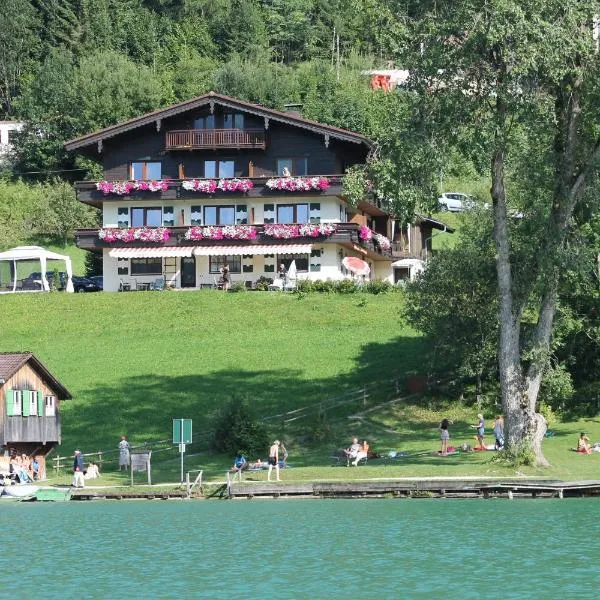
xmin=228 ymin=479 xmax=600 ymax=500
xmin=70 ymin=489 xmax=189 ymax=501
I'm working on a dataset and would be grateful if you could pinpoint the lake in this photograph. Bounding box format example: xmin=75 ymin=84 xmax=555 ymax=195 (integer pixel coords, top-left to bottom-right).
xmin=1 ymin=499 xmax=599 ymax=598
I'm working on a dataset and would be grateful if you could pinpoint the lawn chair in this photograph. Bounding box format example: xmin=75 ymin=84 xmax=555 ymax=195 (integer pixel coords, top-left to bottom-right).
xmin=152 ymin=278 xmax=165 ymax=291
xmin=267 ymin=278 xmax=284 ymax=291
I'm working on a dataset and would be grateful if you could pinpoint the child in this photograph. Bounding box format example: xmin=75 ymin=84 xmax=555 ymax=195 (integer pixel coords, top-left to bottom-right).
xmin=439 ymin=419 xmax=453 ymax=455
xmin=577 ymin=432 xmax=591 ymax=454
xmin=471 ymin=414 xmax=486 ymax=450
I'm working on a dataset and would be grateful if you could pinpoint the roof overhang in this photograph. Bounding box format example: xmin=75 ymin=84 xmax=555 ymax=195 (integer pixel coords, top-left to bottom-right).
xmin=64 ymin=92 xmax=373 ymax=153
xmin=109 ymin=247 xmax=195 ymax=258
xmin=415 ymin=215 xmax=455 ymax=233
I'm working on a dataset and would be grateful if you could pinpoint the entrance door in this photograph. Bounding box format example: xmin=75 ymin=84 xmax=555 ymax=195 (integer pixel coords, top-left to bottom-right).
xmin=181 ymin=257 xmax=196 ymax=288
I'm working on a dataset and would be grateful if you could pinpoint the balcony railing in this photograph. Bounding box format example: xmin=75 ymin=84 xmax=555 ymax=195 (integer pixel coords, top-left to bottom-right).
xmin=166 ymin=129 xmax=266 ymax=150
xmin=75 ymin=223 xmax=391 ymax=259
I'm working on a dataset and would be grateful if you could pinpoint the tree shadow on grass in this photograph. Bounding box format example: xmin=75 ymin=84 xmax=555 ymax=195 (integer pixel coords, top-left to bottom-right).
xmin=65 ymin=335 xmax=428 ymax=452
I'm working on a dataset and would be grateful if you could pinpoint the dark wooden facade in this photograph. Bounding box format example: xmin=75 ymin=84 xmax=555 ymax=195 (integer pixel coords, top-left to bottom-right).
xmin=0 ymin=353 xmax=71 ymax=455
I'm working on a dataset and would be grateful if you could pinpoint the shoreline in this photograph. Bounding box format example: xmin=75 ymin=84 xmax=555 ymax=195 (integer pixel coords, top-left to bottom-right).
xmin=59 ymin=477 xmax=600 ymax=501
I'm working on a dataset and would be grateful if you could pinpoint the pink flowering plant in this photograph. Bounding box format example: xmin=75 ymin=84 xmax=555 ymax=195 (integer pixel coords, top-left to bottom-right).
xmin=264 ymin=223 xmax=336 ymax=239
xmin=182 ymin=179 xmax=254 ymax=193
xmin=182 ymin=179 xmax=218 ymax=193
xmin=96 ymin=180 xmax=170 ymax=195
xmin=374 ymin=232 xmax=392 ymax=251
xmin=265 ymin=176 xmax=330 ymax=192
xmin=184 ymin=225 xmax=257 ymax=241
xmin=98 ymin=227 xmax=170 ymax=243
xmin=359 ymin=225 xmax=373 ymax=241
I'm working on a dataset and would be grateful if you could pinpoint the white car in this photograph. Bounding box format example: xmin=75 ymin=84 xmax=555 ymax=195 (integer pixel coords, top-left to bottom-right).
xmin=437 ymin=192 xmax=474 ymax=212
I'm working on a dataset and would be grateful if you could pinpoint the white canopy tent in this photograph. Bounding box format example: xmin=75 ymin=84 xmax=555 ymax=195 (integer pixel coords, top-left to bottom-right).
xmin=0 ymin=246 xmax=74 ymax=293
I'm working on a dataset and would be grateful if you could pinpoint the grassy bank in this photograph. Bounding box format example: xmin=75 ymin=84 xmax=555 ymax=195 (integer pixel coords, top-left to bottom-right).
xmin=3 ymin=290 xmax=598 ymax=484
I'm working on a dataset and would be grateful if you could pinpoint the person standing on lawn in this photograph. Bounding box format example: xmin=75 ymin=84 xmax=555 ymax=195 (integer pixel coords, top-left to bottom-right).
xmin=72 ymin=449 xmax=85 ymax=488
xmin=119 ymin=436 xmax=131 ymax=471
xmin=439 ymin=418 xmax=453 ymax=455
xmin=471 ymin=414 xmax=486 ymax=450
xmin=268 ymin=440 xmax=281 ymax=482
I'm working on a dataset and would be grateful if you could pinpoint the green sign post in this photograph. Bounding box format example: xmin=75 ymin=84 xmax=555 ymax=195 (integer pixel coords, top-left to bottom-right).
xmin=173 ymin=419 xmax=192 ymax=482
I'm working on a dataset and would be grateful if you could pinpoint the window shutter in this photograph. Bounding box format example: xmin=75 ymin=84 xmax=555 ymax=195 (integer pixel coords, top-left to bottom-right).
xmin=6 ymin=389 xmax=14 ymax=416
xmin=22 ymin=390 xmax=31 ymax=416
xmin=37 ymin=391 xmax=44 ymax=416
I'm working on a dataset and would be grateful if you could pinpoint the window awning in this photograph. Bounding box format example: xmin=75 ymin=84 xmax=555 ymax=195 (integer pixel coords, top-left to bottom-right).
xmin=193 ymin=244 xmax=313 ymax=256
xmin=109 ymin=247 xmax=195 ymax=258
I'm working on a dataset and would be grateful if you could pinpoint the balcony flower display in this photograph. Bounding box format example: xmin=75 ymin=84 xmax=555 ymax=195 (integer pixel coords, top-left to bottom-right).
xmin=96 ymin=180 xmax=170 ymax=195
xmin=182 ymin=178 xmax=254 ymax=193
xmin=98 ymin=227 xmax=170 ymax=243
xmin=184 ymin=225 xmax=258 ymax=241
xmin=263 ymin=223 xmax=336 ymax=239
xmin=217 ymin=178 xmax=254 ymax=193
xmin=182 ymin=179 xmax=218 ymax=193
xmin=298 ymin=223 xmax=337 ymax=237
xmin=265 ymin=176 xmax=330 ymax=192
xmin=359 ymin=225 xmax=372 ymax=241
xmin=374 ymin=232 xmax=392 ymax=251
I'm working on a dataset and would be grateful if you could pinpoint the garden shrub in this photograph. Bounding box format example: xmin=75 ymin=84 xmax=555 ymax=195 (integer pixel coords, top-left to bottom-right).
xmin=229 ymin=281 xmax=246 ymax=293
xmin=332 ymin=279 xmax=360 ymax=294
xmin=211 ymin=397 xmax=269 ymax=456
xmin=364 ymin=280 xmax=393 ymax=294
xmin=254 ymin=276 xmax=273 ymax=291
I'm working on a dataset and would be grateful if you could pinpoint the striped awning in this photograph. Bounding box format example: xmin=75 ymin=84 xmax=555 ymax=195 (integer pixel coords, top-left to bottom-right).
xmin=109 ymin=247 xmax=195 ymax=258
xmin=193 ymin=244 xmax=313 ymax=256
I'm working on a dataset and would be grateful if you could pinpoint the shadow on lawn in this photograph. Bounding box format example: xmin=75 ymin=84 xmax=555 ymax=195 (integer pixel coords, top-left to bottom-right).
xmin=64 ymin=335 xmax=428 ymax=452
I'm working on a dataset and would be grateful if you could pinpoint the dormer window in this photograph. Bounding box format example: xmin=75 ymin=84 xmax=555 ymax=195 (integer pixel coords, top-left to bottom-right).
xmin=131 ymin=161 xmax=161 ymax=180
xmin=224 ymin=113 xmax=244 ymax=129
xmin=194 ymin=115 xmax=215 ymax=129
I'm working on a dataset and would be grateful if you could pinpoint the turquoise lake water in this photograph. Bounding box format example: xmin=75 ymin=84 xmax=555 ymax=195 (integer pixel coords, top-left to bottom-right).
xmin=1 ymin=499 xmax=599 ymax=599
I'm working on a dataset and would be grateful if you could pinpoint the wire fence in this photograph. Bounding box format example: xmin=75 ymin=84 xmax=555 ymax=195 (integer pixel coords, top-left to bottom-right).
xmin=51 ymin=375 xmax=405 ymax=473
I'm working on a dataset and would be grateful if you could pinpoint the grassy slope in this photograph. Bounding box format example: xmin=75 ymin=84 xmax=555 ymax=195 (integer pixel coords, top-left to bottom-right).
xmin=2 ymin=291 xmax=598 ymax=485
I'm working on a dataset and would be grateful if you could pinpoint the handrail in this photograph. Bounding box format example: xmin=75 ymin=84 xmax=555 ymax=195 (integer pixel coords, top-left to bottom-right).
xmin=166 ymin=128 xmax=266 ymax=150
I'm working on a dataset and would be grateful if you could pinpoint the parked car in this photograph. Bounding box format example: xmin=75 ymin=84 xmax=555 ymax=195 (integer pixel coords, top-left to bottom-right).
xmin=88 ymin=275 xmax=103 ymax=290
xmin=22 ymin=272 xmax=101 ymax=293
xmin=437 ymin=192 xmax=475 ymax=212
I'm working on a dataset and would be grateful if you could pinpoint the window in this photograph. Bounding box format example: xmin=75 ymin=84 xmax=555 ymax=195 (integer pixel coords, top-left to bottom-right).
xmin=277 ymin=158 xmax=308 ymax=176
xmin=204 ymin=205 xmax=235 ymax=226
xmin=263 ymin=204 xmax=275 ymax=224
xmin=117 ymin=258 xmax=129 ymax=276
xmin=278 ymin=254 xmax=309 ymax=272
xmin=45 ymin=395 xmax=56 ymax=417
xmin=191 ymin=205 xmax=202 ymax=226
xmin=204 ymin=160 xmax=235 ymax=179
xmin=117 ymin=207 xmax=129 ymax=228
xmin=131 ymin=207 xmax=163 ymax=227
xmin=194 ymin=115 xmax=215 ymax=129
xmin=131 ymin=161 xmax=161 ymax=180
xmin=29 ymin=391 xmax=38 ymax=416
xmin=209 ymin=255 xmax=241 ymax=274
xmin=224 ymin=113 xmax=244 ymax=129
xmin=131 ymin=258 xmax=162 ymax=275
xmin=277 ymin=204 xmax=309 ymax=224
xmin=8 ymin=390 xmax=22 ymax=416
xmin=163 ymin=206 xmax=174 ymax=227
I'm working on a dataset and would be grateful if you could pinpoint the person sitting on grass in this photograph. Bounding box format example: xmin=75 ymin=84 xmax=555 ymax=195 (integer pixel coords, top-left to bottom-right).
xmin=576 ymin=432 xmax=592 ymax=454
xmin=344 ymin=437 xmax=362 ymax=464
xmin=351 ymin=440 xmax=369 ymax=466
xmin=231 ymin=452 xmax=248 ymax=475
xmin=85 ymin=461 xmax=100 ymax=479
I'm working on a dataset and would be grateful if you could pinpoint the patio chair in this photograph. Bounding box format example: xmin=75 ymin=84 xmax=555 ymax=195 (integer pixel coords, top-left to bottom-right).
xmin=267 ymin=278 xmax=284 ymax=291
xmin=152 ymin=278 xmax=165 ymax=291
xmin=119 ymin=279 xmax=131 ymax=292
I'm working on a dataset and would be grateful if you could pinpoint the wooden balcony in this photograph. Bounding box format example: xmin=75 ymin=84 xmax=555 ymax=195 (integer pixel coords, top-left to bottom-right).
xmin=166 ymin=129 xmax=266 ymax=150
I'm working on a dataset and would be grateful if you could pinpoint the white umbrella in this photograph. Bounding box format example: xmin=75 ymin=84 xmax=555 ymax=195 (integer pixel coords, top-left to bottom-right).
xmin=287 ymin=260 xmax=297 ymax=280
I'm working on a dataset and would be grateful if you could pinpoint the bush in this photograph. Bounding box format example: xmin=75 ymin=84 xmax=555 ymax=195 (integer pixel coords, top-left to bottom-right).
xmin=254 ymin=276 xmax=273 ymax=291
xmin=364 ymin=280 xmax=394 ymax=295
xmin=229 ymin=281 xmax=246 ymax=293
xmin=312 ymin=279 xmax=335 ymax=293
xmin=211 ymin=397 xmax=269 ymax=456
xmin=332 ymin=279 xmax=360 ymax=294
xmin=297 ymin=279 xmax=315 ymax=293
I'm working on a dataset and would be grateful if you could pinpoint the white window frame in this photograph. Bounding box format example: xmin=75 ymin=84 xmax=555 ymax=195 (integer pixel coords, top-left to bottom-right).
xmin=13 ymin=390 xmax=22 ymax=415
xmin=29 ymin=392 xmax=38 ymax=416
xmin=45 ymin=395 xmax=56 ymax=417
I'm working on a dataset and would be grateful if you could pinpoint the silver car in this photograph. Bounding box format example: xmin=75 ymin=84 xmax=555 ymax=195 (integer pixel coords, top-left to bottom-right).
xmin=437 ymin=192 xmax=474 ymax=212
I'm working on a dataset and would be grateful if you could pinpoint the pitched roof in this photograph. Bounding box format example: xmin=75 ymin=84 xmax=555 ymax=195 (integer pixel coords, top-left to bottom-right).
xmin=0 ymin=352 xmax=72 ymax=400
xmin=64 ymin=91 xmax=373 ymax=152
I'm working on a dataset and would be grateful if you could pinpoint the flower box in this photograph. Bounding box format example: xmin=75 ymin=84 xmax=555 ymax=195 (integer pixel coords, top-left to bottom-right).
xmin=96 ymin=180 xmax=170 ymax=195
xmin=98 ymin=227 xmax=170 ymax=243
xmin=182 ymin=178 xmax=254 ymax=193
xmin=265 ymin=176 xmax=330 ymax=192
xmin=184 ymin=225 xmax=257 ymax=241
xmin=263 ymin=223 xmax=336 ymax=239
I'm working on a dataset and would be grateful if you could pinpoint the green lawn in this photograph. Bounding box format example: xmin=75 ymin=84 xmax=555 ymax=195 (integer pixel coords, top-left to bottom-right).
xmin=3 ymin=290 xmax=598 ymax=485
